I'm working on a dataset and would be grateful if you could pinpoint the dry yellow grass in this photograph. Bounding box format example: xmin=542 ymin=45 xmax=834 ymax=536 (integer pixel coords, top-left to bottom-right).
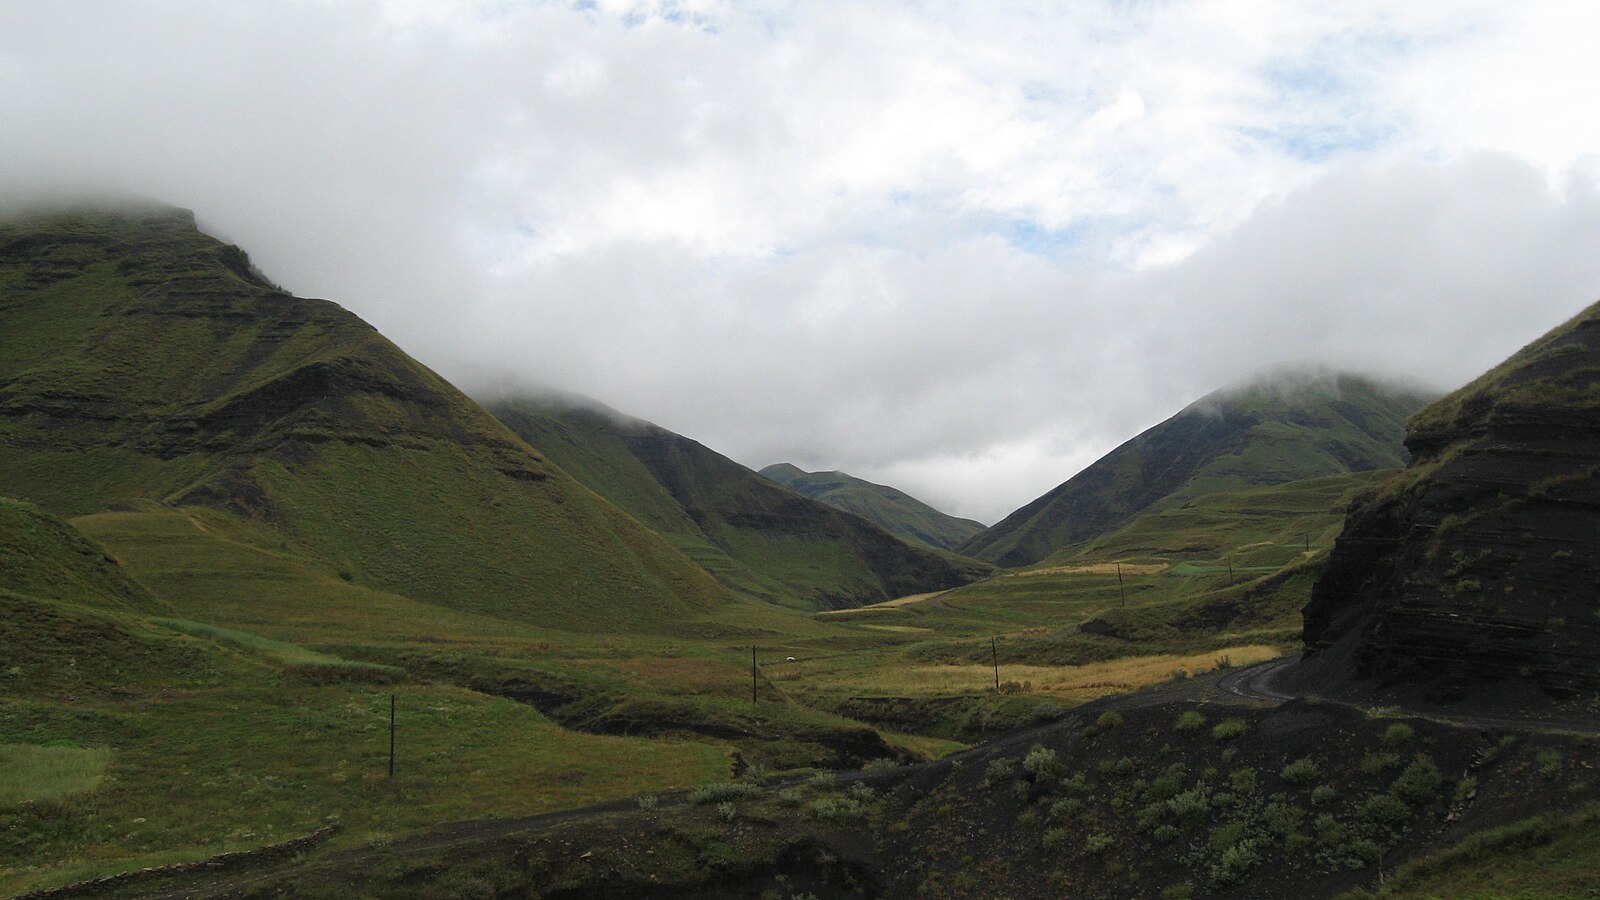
xmin=773 ymin=644 xmax=1281 ymax=702
xmin=1008 ymin=562 xmax=1170 ymax=577
xmin=815 ymin=590 xmax=948 ymax=616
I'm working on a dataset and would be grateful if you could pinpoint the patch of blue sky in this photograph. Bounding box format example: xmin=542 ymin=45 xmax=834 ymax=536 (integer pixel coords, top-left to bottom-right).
xmin=1237 ymin=119 xmax=1397 ymax=163
xmin=969 ymin=213 xmax=1118 ymax=262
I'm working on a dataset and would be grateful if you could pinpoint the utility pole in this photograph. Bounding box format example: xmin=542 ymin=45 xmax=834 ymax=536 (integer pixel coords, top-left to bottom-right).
xmin=1116 ymin=563 xmax=1126 ymax=608
xmin=751 ymin=646 xmax=758 ymax=707
xmin=991 ymin=637 xmax=1000 ymax=692
xmin=388 ymin=693 xmax=396 ymax=780
xmin=1227 ymin=556 xmax=1233 ymax=578
xmin=1304 ymin=532 xmax=1310 ymax=552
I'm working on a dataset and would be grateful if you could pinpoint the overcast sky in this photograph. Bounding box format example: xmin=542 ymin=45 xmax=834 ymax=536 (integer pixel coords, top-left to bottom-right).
xmin=5 ymin=1 xmax=1600 ymax=523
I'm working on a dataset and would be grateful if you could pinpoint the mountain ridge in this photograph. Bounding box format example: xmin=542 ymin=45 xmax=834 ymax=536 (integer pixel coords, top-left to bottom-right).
xmin=757 ymin=463 xmax=985 ymax=551
xmin=960 ymin=372 xmax=1436 ymax=568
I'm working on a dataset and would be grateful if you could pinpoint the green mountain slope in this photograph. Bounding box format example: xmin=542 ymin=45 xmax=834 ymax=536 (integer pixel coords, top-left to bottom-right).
xmin=486 ymin=395 xmax=991 ymax=610
xmin=0 ymin=496 xmax=164 ymax=615
xmin=0 ymin=205 xmax=731 ymax=631
xmin=757 ymin=463 xmax=985 ymax=551
xmin=1298 ymin=299 xmax=1600 ymax=699
xmin=961 ymin=373 xmax=1434 ymax=568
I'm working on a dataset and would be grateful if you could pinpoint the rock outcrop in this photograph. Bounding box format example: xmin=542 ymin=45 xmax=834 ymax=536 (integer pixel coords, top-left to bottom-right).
xmin=1297 ymin=300 xmax=1600 ymax=699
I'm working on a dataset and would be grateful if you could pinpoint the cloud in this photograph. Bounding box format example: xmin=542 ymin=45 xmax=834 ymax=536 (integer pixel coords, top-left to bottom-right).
xmin=2 ymin=1 xmax=1598 ymax=523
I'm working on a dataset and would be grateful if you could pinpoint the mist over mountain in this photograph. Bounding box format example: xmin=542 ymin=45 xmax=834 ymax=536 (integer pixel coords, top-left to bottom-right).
xmin=961 ymin=372 xmax=1437 ymax=568
xmin=0 ymin=206 xmax=731 ymax=630
xmin=486 ymin=394 xmax=989 ymax=610
xmin=1296 ymin=299 xmax=1600 ymax=701
xmin=758 ymin=463 xmax=985 ymax=551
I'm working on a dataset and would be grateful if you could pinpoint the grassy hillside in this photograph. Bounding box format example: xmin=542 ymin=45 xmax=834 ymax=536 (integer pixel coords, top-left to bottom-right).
xmin=0 ymin=497 xmax=164 ymax=615
xmin=487 ymin=395 xmax=990 ymax=610
xmin=759 ymin=463 xmax=985 ymax=551
xmin=962 ymin=373 xmax=1434 ymax=568
xmin=0 ymin=206 xmax=732 ymax=632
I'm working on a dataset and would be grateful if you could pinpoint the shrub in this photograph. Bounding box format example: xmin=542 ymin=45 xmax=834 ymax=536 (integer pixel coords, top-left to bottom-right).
xmin=1023 ymin=744 xmax=1064 ymax=785
xmin=861 ymin=758 xmax=898 ymax=772
xmin=1096 ymin=711 xmax=1124 ymax=730
xmin=981 ymin=758 xmax=1016 ymax=788
xmin=1161 ymin=884 xmax=1194 ymax=900
xmin=1357 ymin=793 xmax=1411 ymax=829
xmin=635 ymin=794 xmax=659 ymax=811
xmin=809 ymin=796 xmax=866 ymax=821
xmin=1153 ymin=824 xmax=1181 ymax=844
xmin=1210 ymin=838 xmax=1260 ymax=885
xmin=1380 ymin=723 xmax=1414 ymax=747
xmin=1174 ymin=710 xmax=1206 ymax=732
xmin=1041 ymin=827 xmax=1071 ymax=851
xmin=1452 ymin=776 xmax=1477 ymax=805
xmin=1213 ymin=654 xmax=1235 ymax=671
xmin=691 ymin=781 xmax=761 ymax=804
xmin=1537 ymin=750 xmax=1563 ymax=779
xmin=1167 ymin=789 xmax=1209 ymax=823
xmin=847 ymin=781 xmax=877 ymax=803
xmin=1229 ymin=767 xmax=1258 ymax=794
xmin=1212 ymin=719 xmax=1247 ymax=741
xmin=1310 ymin=785 xmax=1337 ymax=806
xmin=1050 ymin=796 xmax=1083 ymax=820
xmin=1099 ymin=756 xmax=1136 ymax=777
xmin=1263 ymin=801 xmax=1305 ymax=836
xmin=1360 ymin=751 xmax=1400 ymax=775
xmin=1281 ymin=757 xmax=1318 ymax=785
xmin=1392 ymin=754 xmax=1442 ymax=805
xmin=1084 ymin=832 xmax=1115 ymax=854
xmin=717 ymin=801 xmax=737 ymax=822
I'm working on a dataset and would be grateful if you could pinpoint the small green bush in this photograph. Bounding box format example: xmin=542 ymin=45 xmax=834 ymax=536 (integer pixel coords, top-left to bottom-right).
xmin=1360 ymin=751 xmax=1400 ymax=774
xmin=1212 ymin=719 xmax=1247 ymax=741
xmin=1210 ymin=838 xmax=1261 ymax=885
xmin=1084 ymin=832 xmax=1115 ymax=854
xmin=1049 ymin=796 xmax=1083 ymax=820
xmin=1174 ymin=710 xmax=1206 ymax=732
xmin=1451 ymin=776 xmax=1477 ymax=805
xmin=716 ymin=801 xmax=737 ymax=822
xmin=1263 ymin=801 xmax=1305 ymax=836
xmin=1357 ymin=793 xmax=1411 ymax=829
xmin=1310 ymin=785 xmax=1337 ymax=806
xmin=1041 ymin=827 xmax=1071 ymax=851
xmin=1380 ymin=723 xmax=1414 ymax=747
xmin=1167 ymin=788 xmax=1209 ymax=822
xmin=691 ymin=781 xmax=761 ymax=804
xmin=860 ymin=758 xmax=898 ymax=772
xmin=1096 ymin=710 xmax=1124 ymax=730
xmin=1023 ymin=744 xmax=1063 ymax=785
xmin=1537 ymin=750 xmax=1563 ymax=779
xmin=1281 ymin=757 xmax=1318 ymax=785
xmin=1392 ymin=754 xmax=1442 ymax=805
xmin=981 ymin=758 xmax=1016 ymax=788
xmin=1229 ymin=767 xmax=1258 ymax=794
xmin=635 ymin=793 xmax=659 ymax=811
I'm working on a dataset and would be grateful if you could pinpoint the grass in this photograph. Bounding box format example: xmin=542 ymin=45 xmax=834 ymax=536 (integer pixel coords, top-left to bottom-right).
xmin=0 ymin=744 xmax=112 ymax=805
xmin=149 ymin=618 xmax=403 ymax=680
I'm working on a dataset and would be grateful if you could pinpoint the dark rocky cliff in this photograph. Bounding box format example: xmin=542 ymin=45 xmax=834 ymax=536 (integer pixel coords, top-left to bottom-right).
xmin=1296 ymin=300 xmax=1600 ymax=700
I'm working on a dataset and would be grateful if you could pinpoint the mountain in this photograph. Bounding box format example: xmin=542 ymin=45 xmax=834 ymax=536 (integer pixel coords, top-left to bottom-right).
xmin=1297 ymin=300 xmax=1600 ymax=699
xmin=758 ymin=463 xmax=985 ymax=551
xmin=960 ymin=372 xmax=1436 ymax=568
xmin=486 ymin=396 xmax=990 ymax=610
xmin=0 ymin=205 xmax=731 ymax=631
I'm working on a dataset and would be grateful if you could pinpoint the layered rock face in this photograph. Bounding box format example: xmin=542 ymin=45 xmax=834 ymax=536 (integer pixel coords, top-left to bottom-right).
xmin=1299 ymin=301 xmax=1600 ymax=699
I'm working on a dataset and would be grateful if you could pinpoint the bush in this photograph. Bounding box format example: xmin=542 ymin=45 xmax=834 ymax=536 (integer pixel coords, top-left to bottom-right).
xmin=1174 ymin=710 xmax=1206 ymax=732
xmin=1360 ymin=751 xmax=1400 ymax=775
xmin=860 ymin=758 xmax=898 ymax=772
xmin=1154 ymin=824 xmax=1181 ymax=844
xmin=1041 ymin=827 xmax=1071 ymax=851
xmin=1452 ymin=776 xmax=1477 ymax=805
xmin=1210 ymin=838 xmax=1261 ymax=885
xmin=1213 ymin=719 xmax=1247 ymax=741
xmin=1281 ymin=757 xmax=1318 ymax=785
xmin=1380 ymin=723 xmax=1414 ymax=747
xmin=809 ymin=796 xmax=866 ymax=821
xmin=1263 ymin=801 xmax=1305 ymax=836
xmin=1084 ymin=832 xmax=1115 ymax=854
xmin=1167 ymin=789 xmax=1209 ymax=822
xmin=1310 ymin=785 xmax=1337 ymax=806
xmin=981 ymin=758 xmax=1016 ymax=788
xmin=1537 ymin=750 xmax=1563 ymax=779
xmin=635 ymin=794 xmax=659 ymax=811
xmin=717 ymin=801 xmax=737 ymax=822
xmin=1099 ymin=756 xmax=1136 ymax=777
xmin=1229 ymin=767 xmax=1258 ymax=794
xmin=1392 ymin=754 xmax=1442 ymax=805
xmin=1023 ymin=744 xmax=1064 ymax=785
xmin=691 ymin=781 xmax=761 ymax=804
xmin=1357 ymin=793 xmax=1411 ymax=829
xmin=1049 ymin=796 xmax=1083 ymax=820
xmin=1096 ymin=710 xmax=1124 ymax=730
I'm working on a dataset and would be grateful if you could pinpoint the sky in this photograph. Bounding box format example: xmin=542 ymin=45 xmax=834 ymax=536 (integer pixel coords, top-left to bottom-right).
xmin=4 ymin=1 xmax=1600 ymax=523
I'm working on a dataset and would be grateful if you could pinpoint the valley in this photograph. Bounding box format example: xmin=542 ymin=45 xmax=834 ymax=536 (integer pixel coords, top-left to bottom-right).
xmin=2 ymin=207 xmax=1596 ymax=898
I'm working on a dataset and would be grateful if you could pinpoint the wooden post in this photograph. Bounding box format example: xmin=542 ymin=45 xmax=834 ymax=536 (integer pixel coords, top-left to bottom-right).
xmin=1304 ymin=533 xmax=1310 ymax=552
xmin=1227 ymin=556 xmax=1233 ymax=578
xmin=1116 ymin=563 xmax=1126 ymax=608
xmin=991 ymin=637 xmax=1000 ymax=692
xmin=388 ymin=693 xmax=396 ymax=780
xmin=751 ymin=646 xmax=758 ymax=707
